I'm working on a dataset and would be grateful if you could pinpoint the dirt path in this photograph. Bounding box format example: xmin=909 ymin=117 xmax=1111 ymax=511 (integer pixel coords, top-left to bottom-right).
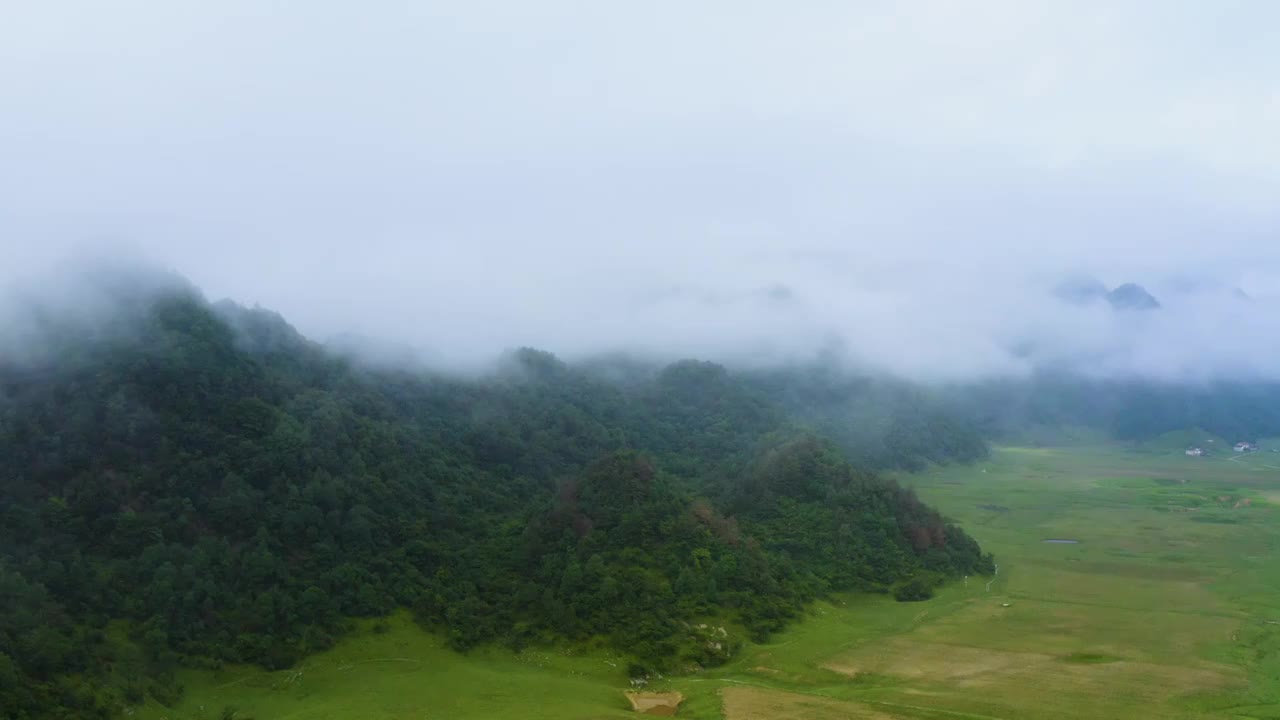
xmin=1226 ymin=454 xmax=1280 ymax=471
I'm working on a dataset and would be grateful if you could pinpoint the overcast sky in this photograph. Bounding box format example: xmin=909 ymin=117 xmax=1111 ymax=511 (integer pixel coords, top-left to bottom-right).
xmin=3 ymin=1 xmax=1280 ymax=378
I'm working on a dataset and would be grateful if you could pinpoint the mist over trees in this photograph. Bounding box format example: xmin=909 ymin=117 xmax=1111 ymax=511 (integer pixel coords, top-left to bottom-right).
xmin=946 ymin=374 xmax=1280 ymax=445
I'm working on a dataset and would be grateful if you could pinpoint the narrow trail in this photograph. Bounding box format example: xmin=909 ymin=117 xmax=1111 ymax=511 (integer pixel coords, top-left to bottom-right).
xmin=866 ymin=699 xmax=1010 ymax=720
xmin=1226 ymin=454 xmax=1280 ymax=471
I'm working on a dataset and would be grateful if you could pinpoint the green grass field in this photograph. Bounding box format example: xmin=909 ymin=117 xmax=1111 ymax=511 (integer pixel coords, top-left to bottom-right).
xmin=140 ymin=444 xmax=1280 ymax=720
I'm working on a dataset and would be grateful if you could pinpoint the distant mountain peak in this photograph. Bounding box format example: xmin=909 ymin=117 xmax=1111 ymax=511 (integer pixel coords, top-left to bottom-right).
xmin=1106 ymin=283 xmax=1161 ymax=311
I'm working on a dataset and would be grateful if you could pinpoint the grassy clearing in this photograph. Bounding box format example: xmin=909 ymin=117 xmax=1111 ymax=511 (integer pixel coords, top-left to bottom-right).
xmin=135 ymin=612 xmax=635 ymax=720
xmin=146 ymin=445 xmax=1280 ymax=719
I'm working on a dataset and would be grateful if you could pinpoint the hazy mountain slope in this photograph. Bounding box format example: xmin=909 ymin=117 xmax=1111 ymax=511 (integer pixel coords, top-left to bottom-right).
xmin=742 ymin=366 xmax=989 ymax=471
xmin=946 ymin=373 xmax=1280 ymax=444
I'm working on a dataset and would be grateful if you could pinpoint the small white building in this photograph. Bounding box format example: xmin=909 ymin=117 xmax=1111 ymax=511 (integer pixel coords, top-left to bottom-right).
xmin=1185 ymin=447 xmax=1204 ymax=457
xmin=1234 ymin=442 xmax=1257 ymax=453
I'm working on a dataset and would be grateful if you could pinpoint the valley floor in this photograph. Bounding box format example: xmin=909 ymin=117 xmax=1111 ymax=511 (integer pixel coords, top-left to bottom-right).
xmin=140 ymin=445 xmax=1280 ymax=720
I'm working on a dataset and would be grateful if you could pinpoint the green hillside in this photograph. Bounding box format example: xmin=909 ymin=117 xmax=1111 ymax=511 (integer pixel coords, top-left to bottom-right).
xmin=0 ymin=276 xmax=991 ymax=719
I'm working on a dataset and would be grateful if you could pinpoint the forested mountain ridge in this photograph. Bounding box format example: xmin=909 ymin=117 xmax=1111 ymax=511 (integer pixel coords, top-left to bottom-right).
xmin=947 ymin=373 xmax=1280 ymax=445
xmin=0 ymin=277 xmax=992 ymax=719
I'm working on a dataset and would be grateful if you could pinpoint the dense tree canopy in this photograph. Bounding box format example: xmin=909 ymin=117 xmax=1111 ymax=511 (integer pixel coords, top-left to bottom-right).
xmin=0 ymin=279 xmax=992 ymax=719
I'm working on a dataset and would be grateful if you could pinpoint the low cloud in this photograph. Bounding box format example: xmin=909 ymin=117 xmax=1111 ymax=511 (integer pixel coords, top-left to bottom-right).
xmin=3 ymin=2 xmax=1279 ymax=381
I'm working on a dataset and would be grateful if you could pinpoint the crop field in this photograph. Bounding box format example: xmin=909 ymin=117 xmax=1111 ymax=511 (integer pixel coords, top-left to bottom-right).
xmin=141 ymin=444 xmax=1280 ymax=719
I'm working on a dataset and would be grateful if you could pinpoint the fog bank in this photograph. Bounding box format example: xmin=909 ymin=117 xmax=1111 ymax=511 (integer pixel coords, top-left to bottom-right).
xmin=4 ymin=2 xmax=1279 ymax=380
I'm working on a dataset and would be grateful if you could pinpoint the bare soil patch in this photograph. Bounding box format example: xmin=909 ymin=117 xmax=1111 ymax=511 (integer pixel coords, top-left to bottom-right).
xmin=624 ymin=691 xmax=684 ymax=716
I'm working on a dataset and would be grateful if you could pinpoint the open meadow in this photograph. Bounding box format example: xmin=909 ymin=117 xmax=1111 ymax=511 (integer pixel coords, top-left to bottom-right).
xmin=140 ymin=445 xmax=1280 ymax=720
